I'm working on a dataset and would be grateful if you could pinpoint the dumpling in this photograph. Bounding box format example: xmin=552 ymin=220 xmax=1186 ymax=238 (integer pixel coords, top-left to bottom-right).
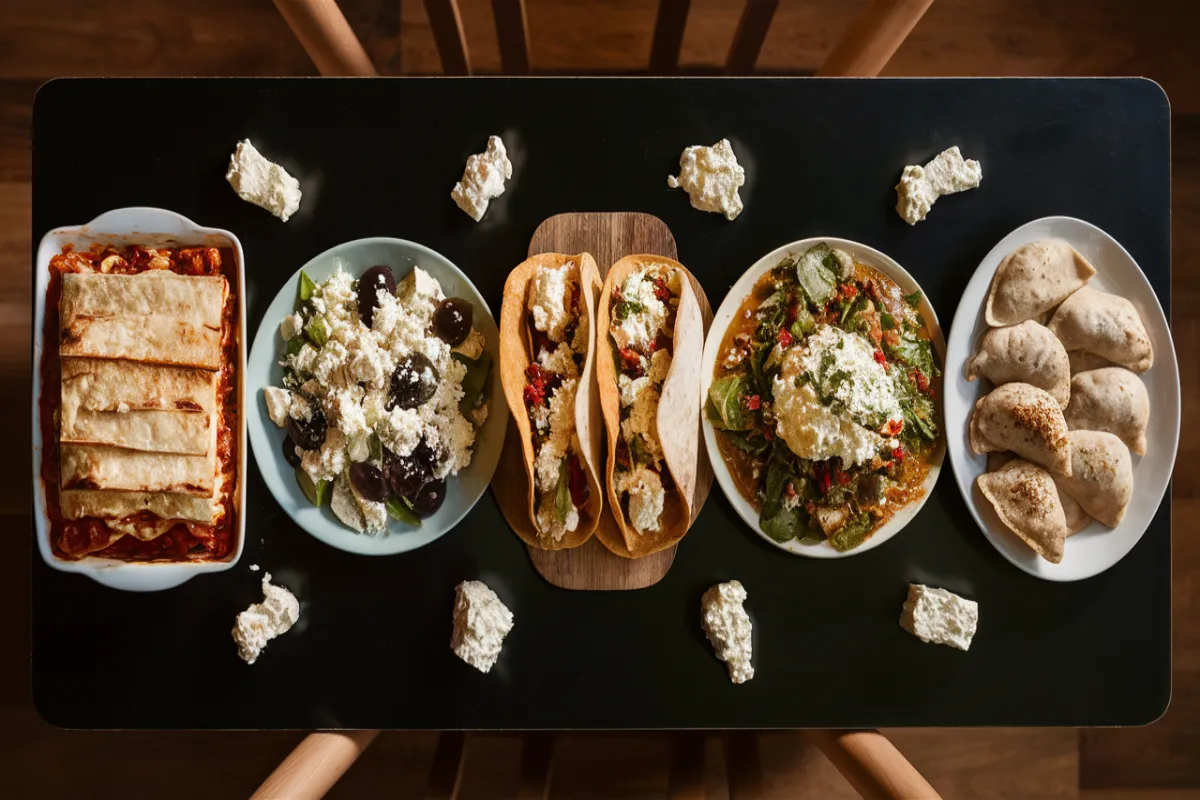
xmin=976 ymin=460 xmax=1069 ymax=563
xmin=1048 ymin=287 xmax=1154 ymax=373
xmin=969 ymin=382 xmax=1072 ymax=475
xmin=1065 ymin=367 xmax=1149 ymax=455
xmin=989 ymin=453 xmax=1089 ymax=534
xmin=966 ymin=321 xmax=1070 ymax=407
xmin=1057 ymin=430 xmax=1133 ymax=528
xmin=1068 ymin=350 xmax=1116 ymax=374
xmin=985 ymin=240 xmax=1096 ymax=326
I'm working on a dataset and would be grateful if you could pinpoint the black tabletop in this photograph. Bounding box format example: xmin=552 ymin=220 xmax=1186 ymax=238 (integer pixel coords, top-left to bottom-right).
xmin=31 ymin=77 xmax=1171 ymax=730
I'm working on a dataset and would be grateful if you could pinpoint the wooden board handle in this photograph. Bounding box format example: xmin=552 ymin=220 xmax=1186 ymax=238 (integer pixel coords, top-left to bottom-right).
xmin=817 ymin=0 xmax=935 ymax=77
xmin=250 ymin=730 xmax=380 ymax=800
xmin=808 ymin=730 xmax=940 ymax=799
xmin=273 ymin=0 xmax=379 ymax=76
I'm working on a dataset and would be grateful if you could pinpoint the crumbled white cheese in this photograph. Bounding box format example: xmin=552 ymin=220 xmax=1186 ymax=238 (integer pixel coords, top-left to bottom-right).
xmin=611 ymin=270 xmax=669 ymax=352
xmin=667 ymin=138 xmax=745 ymax=221
xmin=773 ymin=377 xmax=883 ymax=467
xmin=900 ymin=584 xmax=978 ymax=651
xmin=232 ymin=573 xmax=299 ymax=665
xmin=451 ymin=135 xmax=513 ymax=222
xmin=538 ymin=342 xmax=578 ymax=378
xmin=528 ymin=263 xmax=576 ymax=342
xmin=799 ymin=325 xmax=903 ymax=431
xmin=301 ymin=428 xmax=347 ymax=483
xmin=615 ymin=467 xmax=664 ymax=534
xmin=534 ymin=378 xmax=579 ymax=494
xmin=701 ymin=580 xmax=754 ymax=684
xmin=263 ymin=386 xmax=292 ymax=427
xmin=895 ymin=146 xmax=982 ymax=225
xmin=450 ymin=580 xmax=514 ymax=673
xmin=620 ymin=382 xmax=664 ymax=465
xmin=280 ymin=312 xmax=303 ymax=342
xmin=225 ymin=139 xmax=302 ymax=222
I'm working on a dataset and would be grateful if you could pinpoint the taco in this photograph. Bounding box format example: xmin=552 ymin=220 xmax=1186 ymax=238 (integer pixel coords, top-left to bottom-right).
xmin=499 ymin=253 xmax=605 ymax=548
xmin=595 ymin=255 xmax=703 ymax=557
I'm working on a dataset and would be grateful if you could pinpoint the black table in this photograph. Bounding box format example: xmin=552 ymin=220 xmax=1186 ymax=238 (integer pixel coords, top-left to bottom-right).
xmin=31 ymin=77 xmax=1171 ymax=730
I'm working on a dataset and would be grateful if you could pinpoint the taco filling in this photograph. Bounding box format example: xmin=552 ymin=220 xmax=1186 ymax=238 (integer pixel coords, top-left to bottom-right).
xmin=524 ymin=262 xmax=592 ymax=540
xmin=608 ymin=264 xmax=683 ymax=534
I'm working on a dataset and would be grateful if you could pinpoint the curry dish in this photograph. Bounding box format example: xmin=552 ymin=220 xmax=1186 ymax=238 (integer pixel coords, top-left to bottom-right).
xmin=708 ymin=243 xmax=941 ymax=551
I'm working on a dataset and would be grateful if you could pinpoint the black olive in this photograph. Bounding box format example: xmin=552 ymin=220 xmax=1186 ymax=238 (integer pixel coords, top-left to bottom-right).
xmin=388 ymin=353 xmax=439 ymax=410
xmin=432 ymin=298 xmax=474 ymax=346
xmin=282 ymin=437 xmax=303 ymax=468
xmin=412 ymin=439 xmax=439 ymax=472
xmin=386 ymin=455 xmax=429 ymax=500
xmin=410 ymin=477 xmax=447 ymax=518
xmin=285 ymin=406 xmax=327 ymax=451
xmin=349 ymin=462 xmax=389 ymax=502
xmin=358 ymin=265 xmax=397 ymax=328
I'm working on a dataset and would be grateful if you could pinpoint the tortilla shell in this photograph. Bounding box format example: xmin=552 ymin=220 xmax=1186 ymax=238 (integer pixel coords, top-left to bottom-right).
xmin=596 ymin=255 xmax=702 ymax=558
xmin=61 ymin=489 xmax=218 ymax=525
xmin=499 ymin=252 xmax=604 ymax=549
xmin=60 ymin=443 xmax=215 ymax=496
xmin=62 ymin=358 xmax=216 ymax=416
xmin=59 ymin=272 xmax=227 ymax=369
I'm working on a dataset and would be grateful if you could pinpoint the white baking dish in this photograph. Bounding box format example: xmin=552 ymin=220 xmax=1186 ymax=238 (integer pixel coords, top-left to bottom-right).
xmin=33 ymin=207 xmax=247 ymax=591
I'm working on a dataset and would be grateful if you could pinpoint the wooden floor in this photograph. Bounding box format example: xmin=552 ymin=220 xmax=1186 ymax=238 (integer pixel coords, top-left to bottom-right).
xmin=3 ymin=0 xmax=1200 ymax=797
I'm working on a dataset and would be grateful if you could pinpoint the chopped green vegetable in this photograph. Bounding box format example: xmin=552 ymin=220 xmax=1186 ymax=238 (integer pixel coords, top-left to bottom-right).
xmin=795 ymin=244 xmax=837 ymax=306
xmin=887 ymin=332 xmax=936 ymax=378
xmin=880 ymin=311 xmax=897 ymax=330
xmin=286 ymin=335 xmax=306 ymax=357
xmin=829 ymin=512 xmax=874 ymax=552
xmin=368 ymin=434 xmax=383 ymax=463
xmin=903 ymin=290 xmax=923 ymax=308
xmin=297 ymin=270 xmax=317 ymax=306
xmin=791 ymin=304 xmax=816 ymax=335
xmin=386 ymin=496 xmax=422 ymax=526
xmin=296 ymin=467 xmax=329 ymax=507
xmin=305 ymin=317 xmax=329 ymax=347
xmin=615 ymin=300 xmax=644 ymax=321
xmin=723 ymin=430 xmax=770 ymax=457
xmin=759 ymin=458 xmax=809 ymax=543
xmin=453 ymin=350 xmax=493 ymax=414
xmin=757 ymin=289 xmax=788 ymax=310
xmin=554 ymin=462 xmax=573 ymax=522
xmin=706 ymin=375 xmax=754 ymax=431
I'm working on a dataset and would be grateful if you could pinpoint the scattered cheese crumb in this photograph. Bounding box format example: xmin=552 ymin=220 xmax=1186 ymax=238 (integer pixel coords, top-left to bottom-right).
xmin=900 ymin=584 xmax=978 ymax=651
xmin=701 ymin=581 xmax=754 ymax=684
xmin=667 ymin=139 xmax=745 ymax=221
xmin=451 ymin=135 xmax=513 ymax=221
xmin=225 ymin=139 xmax=302 ymax=222
xmin=450 ymin=580 xmax=514 ymax=673
xmin=895 ymin=146 xmax=981 ymax=225
xmin=232 ymin=573 xmax=299 ymax=665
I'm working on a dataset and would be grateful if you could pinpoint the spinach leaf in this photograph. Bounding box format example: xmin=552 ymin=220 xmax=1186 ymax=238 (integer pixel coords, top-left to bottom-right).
xmin=554 ymin=462 xmax=572 ymax=522
xmin=286 ymin=335 xmax=306 ymax=358
xmin=722 ymin=430 xmax=771 ymax=457
xmin=706 ymin=376 xmax=754 ymax=431
xmin=368 ymin=433 xmax=383 ymax=463
xmin=297 ymin=270 xmax=317 ymax=306
xmin=759 ymin=459 xmax=803 ymax=543
xmin=386 ymin=495 xmax=422 ymax=526
xmin=305 ymin=317 xmax=329 ymax=347
xmin=791 ymin=304 xmax=816 ymax=335
xmin=757 ymin=289 xmax=788 ymax=310
xmin=747 ymin=342 xmax=773 ymax=397
xmin=795 ymin=244 xmax=838 ymax=306
xmin=887 ymin=332 xmax=935 ymax=378
xmin=453 ymin=350 xmax=493 ymax=414
xmin=829 ymin=512 xmax=874 ymax=552
xmin=903 ymin=290 xmax=923 ymax=308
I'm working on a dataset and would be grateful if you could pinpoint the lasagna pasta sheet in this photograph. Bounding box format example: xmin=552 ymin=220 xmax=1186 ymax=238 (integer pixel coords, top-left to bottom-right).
xmin=62 ymin=409 xmax=213 ymax=455
xmin=60 ymin=443 xmax=216 ymax=496
xmin=60 ymin=489 xmax=218 ymax=525
xmin=59 ymin=272 xmax=227 ymax=369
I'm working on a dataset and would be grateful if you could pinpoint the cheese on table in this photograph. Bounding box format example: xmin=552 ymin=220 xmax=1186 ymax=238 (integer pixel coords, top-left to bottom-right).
xmin=701 ymin=580 xmax=754 ymax=684
xmin=451 ymin=135 xmax=513 ymax=221
xmin=450 ymin=580 xmax=514 ymax=673
xmin=667 ymin=138 xmax=746 ymax=221
xmin=232 ymin=573 xmax=300 ymax=665
xmin=900 ymin=584 xmax=978 ymax=651
xmin=895 ymin=145 xmax=982 ymax=225
xmin=225 ymin=139 xmax=302 ymax=222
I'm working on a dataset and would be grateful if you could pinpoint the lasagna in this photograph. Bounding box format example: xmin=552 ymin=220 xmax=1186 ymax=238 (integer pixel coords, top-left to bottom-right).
xmin=40 ymin=245 xmax=239 ymax=561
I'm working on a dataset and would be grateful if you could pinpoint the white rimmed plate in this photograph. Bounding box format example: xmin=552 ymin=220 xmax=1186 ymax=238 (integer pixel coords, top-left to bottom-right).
xmin=32 ymin=207 xmax=247 ymax=591
xmin=246 ymin=238 xmax=507 ymax=556
xmin=945 ymin=216 xmax=1179 ymax=581
xmin=701 ymin=237 xmax=946 ymax=558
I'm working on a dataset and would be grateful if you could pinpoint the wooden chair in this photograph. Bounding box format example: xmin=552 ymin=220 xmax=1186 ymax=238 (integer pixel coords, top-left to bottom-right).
xmin=256 ymin=1 xmax=939 ymax=797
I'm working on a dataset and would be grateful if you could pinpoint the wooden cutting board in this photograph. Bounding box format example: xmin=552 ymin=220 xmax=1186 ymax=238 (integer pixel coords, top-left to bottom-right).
xmin=492 ymin=212 xmax=714 ymax=590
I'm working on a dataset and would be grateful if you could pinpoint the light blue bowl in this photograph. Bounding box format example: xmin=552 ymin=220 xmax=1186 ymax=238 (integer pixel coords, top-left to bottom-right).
xmin=246 ymin=238 xmax=507 ymax=555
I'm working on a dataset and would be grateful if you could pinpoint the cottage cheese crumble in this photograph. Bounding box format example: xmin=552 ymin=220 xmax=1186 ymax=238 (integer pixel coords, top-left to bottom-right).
xmin=667 ymin=139 xmax=745 ymax=221
xmin=450 ymin=580 xmax=514 ymax=673
xmin=232 ymin=573 xmax=300 ymax=665
xmin=226 ymin=139 xmax=302 ymax=222
xmin=895 ymin=146 xmax=981 ymax=225
xmin=451 ymin=135 xmax=513 ymax=222
xmin=900 ymin=584 xmax=978 ymax=651
xmin=701 ymin=580 xmax=754 ymax=684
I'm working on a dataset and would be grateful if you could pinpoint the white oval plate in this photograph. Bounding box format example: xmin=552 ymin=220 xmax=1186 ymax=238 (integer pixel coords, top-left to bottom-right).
xmin=246 ymin=238 xmax=507 ymax=556
xmin=33 ymin=207 xmax=247 ymax=591
xmin=701 ymin=237 xmax=946 ymax=558
xmin=945 ymin=216 xmax=1179 ymax=581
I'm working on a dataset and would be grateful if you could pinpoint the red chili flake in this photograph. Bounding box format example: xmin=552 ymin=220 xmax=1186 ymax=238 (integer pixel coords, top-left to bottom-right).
xmin=618 ymin=348 xmax=645 ymax=377
xmin=834 ymin=469 xmax=851 ymax=486
xmin=523 ymin=383 xmax=545 ymax=408
xmin=910 ymin=368 xmax=930 ymax=393
xmin=785 ymin=482 xmax=797 ymax=499
xmin=873 ymin=349 xmax=888 ymax=371
xmin=892 ymin=447 xmax=906 ymax=462
xmin=762 ymin=427 xmax=774 ymax=441
xmin=817 ymin=471 xmax=833 ymax=495
xmin=745 ymin=394 xmax=762 ymax=411
xmin=778 ymin=329 xmax=793 ymax=347
xmin=842 ymin=283 xmax=859 ymax=299
xmin=652 ymin=278 xmax=671 ymax=302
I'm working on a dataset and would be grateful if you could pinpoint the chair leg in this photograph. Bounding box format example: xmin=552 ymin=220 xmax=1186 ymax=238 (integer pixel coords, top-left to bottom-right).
xmin=272 ymin=0 xmax=379 ymax=76
xmin=516 ymin=732 xmax=556 ymax=800
xmin=816 ymin=0 xmax=936 ymax=77
xmin=807 ymin=729 xmax=940 ymax=799
xmin=423 ymin=732 xmax=468 ymax=800
xmin=250 ymin=730 xmax=380 ymax=800
xmin=723 ymin=731 xmax=764 ymax=800
xmin=668 ymin=732 xmax=706 ymax=800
